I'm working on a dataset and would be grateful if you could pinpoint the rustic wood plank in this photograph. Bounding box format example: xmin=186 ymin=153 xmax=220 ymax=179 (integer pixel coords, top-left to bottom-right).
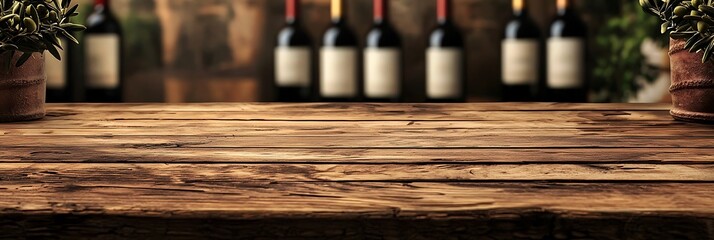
xmin=3 ymin=119 xmax=692 ymax=132
xmin=1 ymin=181 xmax=713 ymax=217
xmin=1 ymin=103 xmax=712 ymax=239
xmin=0 ymin=163 xmax=712 ymax=182
xmin=46 ymin=103 xmax=671 ymax=112
xmin=1 ymin=135 xmax=713 ymax=148
xmin=2 ymin=121 xmax=712 ymax=137
xmin=37 ymin=109 xmax=675 ymax=121
xmin=2 ymin=147 xmax=713 ymax=164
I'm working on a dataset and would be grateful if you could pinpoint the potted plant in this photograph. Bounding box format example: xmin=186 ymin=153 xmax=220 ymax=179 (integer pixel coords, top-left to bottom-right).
xmin=641 ymin=0 xmax=714 ymax=123
xmin=0 ymin=0 xmax=84 ymax=122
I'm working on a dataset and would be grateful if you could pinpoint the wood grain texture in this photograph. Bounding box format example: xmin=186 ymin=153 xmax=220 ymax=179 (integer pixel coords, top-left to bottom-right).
xmin=1 ymin=103 xmax=712 ymax=239
xmin=3 ymin=147 xmax=713 ymax=164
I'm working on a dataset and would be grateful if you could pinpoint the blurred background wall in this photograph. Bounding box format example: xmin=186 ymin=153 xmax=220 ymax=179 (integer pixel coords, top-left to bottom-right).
xmin=76 ymin=0 xmax=669 ymax=103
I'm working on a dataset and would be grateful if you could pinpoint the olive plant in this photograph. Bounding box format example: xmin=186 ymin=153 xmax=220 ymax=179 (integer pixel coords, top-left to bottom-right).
xmin=641 ymin=0 xmax=714 ymax=63
xmin=0 ymin=0 xmax=85 ymax=68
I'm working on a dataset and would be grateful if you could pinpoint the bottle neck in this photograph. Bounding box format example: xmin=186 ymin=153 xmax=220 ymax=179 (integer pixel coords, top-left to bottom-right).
xmin=557 ymin=0 xmax=574 ymax=15
xmin=286 ymin=0 xmax=299 ymax=23
xmin=437 ymin=0 xmax=451 ymax=24
xmin=513 ymin=0 xmax=528 ymax=17
xmin=331 ymin=0 xmax=345 ymax=23
xmin=94 ymin=0 xmax=111 ymax=12
xmin=373 ymin=0 xmax=389 ymax=23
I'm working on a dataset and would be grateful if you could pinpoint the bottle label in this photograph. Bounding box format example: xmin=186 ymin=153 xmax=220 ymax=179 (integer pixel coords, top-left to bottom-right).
xmin=547 ymin=38 xmax=584 ymax=89
xmin=364 ymin=48 xmax=400 ymax=98
xmin=427 ymin=47 xmax=462 ymax=99
xmin=320 ymin=47 xmax=357 ymax=98
xmin=275 ymin=47 xmax=311 ymax=87
xmin=45 ymin=39 xmax=68 ymax=89
xmin=86 ymin=34 xmax=120 ymax=89
xmin=502 ymin=39 xmax=539 ymax=85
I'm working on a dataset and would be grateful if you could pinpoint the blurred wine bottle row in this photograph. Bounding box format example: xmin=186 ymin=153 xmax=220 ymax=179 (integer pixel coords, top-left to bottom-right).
xmin=275 ymin=0 xmax=588 ymax=102
xmin=45 ymin=0 xmax=670 ymax=103
xmin=46 ymin=0 xmax=124 ymax=103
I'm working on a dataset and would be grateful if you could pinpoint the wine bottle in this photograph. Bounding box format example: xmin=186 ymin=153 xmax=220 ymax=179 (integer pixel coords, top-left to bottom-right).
xmin=502 ymin=0 xmax=542 ymax=102
xmin=547 ymin=0 xmax=588 ymax=102
xmin=84 ymin=0 xmax=123 ymax=103
xmin=364 ymin=0 xmax=402 ymax=102
xmin=275 ymin=0 xmax=313 ymax=102
xmin=45 ymin=38 xmax=72 ymax=103
xmin=426 ymin=0 xmax=465 ymax=103
xmin=320 ymin=0 xmax=359 ymax=102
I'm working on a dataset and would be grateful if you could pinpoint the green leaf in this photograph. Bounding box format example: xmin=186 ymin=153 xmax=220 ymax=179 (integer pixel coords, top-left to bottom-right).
xmin=22 ymin=17 xmax=36 ymax=33
xmin=702 ymin=39 xmax=714 ymax=62
xmin=45 ymin=42 xmax=60 ymax=60
xmin=690 ymin=35 xmax=713 ymax=52
xmin=57 ymin=27 xmax=78 ymax=44
xmin=27 ymin=5 xmax=40 ymax=29
xmin=685 ymin=33 xmax=703 ymax=49
xmin=0 ymin=14 xmax=17 ymax=24
xmin=0 ymin=44 xmax=18 ymax=51
xmin=63 ymin=4 xmax=77 ymax=19
xmin=662 ymin=21 xmax=671 ymax=33
xmin=683 ymin=15 xmax=703 ymax=21
xmin=60 ymin=22 xmax=84 ymax=31
xmin=15 ymin=52 xmax=31 ymax=67
xmin=699 ymin=5 xmax=714 ymax=15
xmin=1 ymin=0 xmax=12 ymax=11
xmin=41 ymin=31 xmax=62 ymax=49
xmin=671 ymin=31 xmax=698 ymax=38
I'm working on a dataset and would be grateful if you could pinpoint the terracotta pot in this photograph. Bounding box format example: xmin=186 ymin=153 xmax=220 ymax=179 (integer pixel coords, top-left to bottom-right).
xmin=669 ymin=38 xmax=714 ymax=123
xmin=0 ymin=52 xmax=46 ymax=122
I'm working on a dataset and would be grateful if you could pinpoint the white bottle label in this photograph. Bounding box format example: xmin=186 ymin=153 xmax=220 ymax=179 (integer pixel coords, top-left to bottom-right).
xmin=427 ymin=47 xmax=463 ymax=99
xmin=86 ymin=34 xmax=120 ymax=89
xmin=502 ymin=39 xmax=539 ymax=85
xmin=275 ymin=47 xmax=311 ymax=87
xmin=320 ymin=47 xmax=357 ymax=98
xmin=45 ymin=39 xmax=68 ymax=89
xmin=547 ymin=38 xmax=584 ymax=89
xmin=364 ymin=48 xmax=400 ymax=98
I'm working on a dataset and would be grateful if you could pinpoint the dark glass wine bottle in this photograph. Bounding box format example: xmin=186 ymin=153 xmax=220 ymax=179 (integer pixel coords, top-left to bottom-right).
xmin=426 ymin=0 xmax=465 ymax=103
xmin=275 ymin=0 xmax=313 ymax=102
xmin=547 ymin=0 xmax=588 ymax=102
xmin=45 ymin=38 xmax=72 ymax=103
xmin=84 ymin=0 xmax=123 ymax=103
xmin=320 ymin=0 xmax=359 ymax=102
xmin=363 ymin=0 xmax=402 ymax=102
xmin=502 ymin=0 xmax=542 ymax=102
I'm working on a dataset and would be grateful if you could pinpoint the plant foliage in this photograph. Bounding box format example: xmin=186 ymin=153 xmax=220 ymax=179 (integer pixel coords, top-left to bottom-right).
xmin=594 ymin=1 xmax=666 ymax=102
xmin=0 ymin=0 xmax=85 ymax=68
xmin=641 ymin=0 xmax=714 ymax=63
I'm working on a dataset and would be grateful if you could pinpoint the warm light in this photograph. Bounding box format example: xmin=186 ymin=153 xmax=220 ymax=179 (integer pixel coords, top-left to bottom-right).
xmin=557 ymin=0 xmax=568 ymax=10
xmin=513 ymin=0 xmax=524 ymax=11
xmin=331 ymin=0 xmax=342 ymax=20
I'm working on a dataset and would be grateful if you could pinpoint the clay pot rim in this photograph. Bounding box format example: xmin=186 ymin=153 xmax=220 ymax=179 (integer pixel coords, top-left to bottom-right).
xmin=668 ymin=38 xmax=688 ymax=55
xmin=0 ymin=78 xmax=44 ymax=88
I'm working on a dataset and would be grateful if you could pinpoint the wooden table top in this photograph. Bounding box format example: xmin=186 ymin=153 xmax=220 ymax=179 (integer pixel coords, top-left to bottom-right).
xmin=1 ymin=103 xmax=713 ymax=239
